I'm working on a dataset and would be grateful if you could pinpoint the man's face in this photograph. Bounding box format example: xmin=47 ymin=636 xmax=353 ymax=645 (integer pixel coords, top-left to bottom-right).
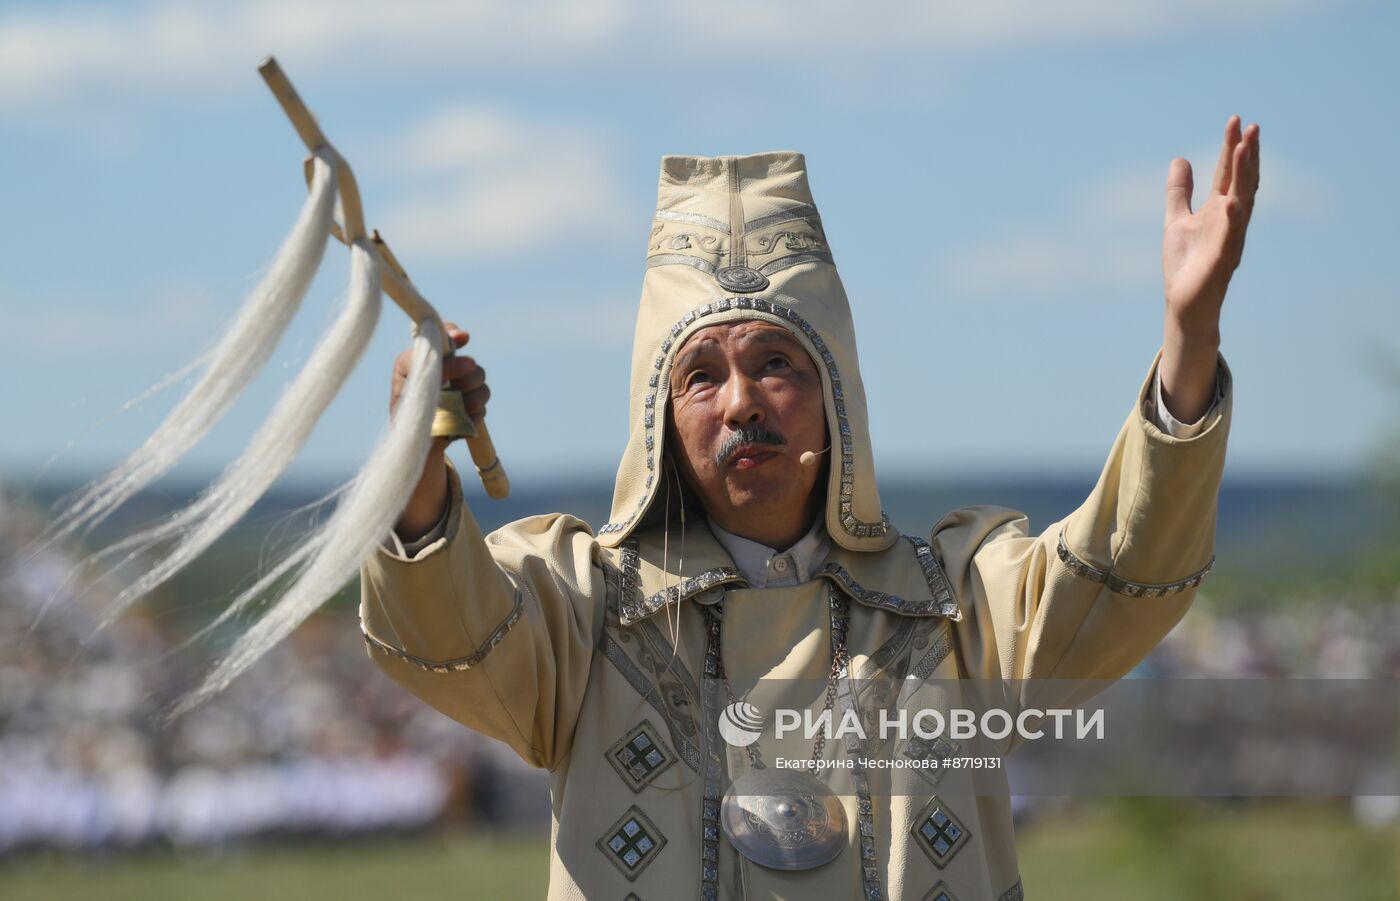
xmin=666 ymin=320 xmax=828 ymax=545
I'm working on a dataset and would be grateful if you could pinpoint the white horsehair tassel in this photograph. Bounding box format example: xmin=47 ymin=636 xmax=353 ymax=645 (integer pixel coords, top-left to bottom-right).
xmin=88 ymin=224 xmax=385 ymax=631
xmin=40 ymin=152 xmax=338 ymax=549
xmin=173 ymin=306 xmax=444 ymax=717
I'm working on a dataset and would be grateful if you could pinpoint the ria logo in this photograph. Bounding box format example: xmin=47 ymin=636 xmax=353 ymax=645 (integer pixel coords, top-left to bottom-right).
xmin=718 ymin=701 xmax=765 ymax=747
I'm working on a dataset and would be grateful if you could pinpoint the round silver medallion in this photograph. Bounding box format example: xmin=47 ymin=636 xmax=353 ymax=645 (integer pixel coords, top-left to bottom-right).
xmin=721 ymin=769 xmax=848 ymax=870
xmin=715 ymin=265 xmax=770 ymax=293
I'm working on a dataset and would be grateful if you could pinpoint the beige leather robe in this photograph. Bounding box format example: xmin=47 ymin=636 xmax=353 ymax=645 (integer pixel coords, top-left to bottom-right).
xmin=359 ymin=345 xmax=1232 ymax=901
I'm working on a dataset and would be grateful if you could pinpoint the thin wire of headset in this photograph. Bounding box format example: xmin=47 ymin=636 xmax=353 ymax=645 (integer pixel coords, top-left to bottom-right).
xmin=655 ymin=453 xmax=687 ymax=678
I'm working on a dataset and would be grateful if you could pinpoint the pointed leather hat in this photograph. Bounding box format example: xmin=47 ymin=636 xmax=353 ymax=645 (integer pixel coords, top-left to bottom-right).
xmin=598 ymin=151 xmax=895 ymax=553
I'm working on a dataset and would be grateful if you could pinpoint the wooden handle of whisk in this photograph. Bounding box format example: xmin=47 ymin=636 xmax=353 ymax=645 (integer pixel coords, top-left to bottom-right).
xmin=431 ymin=386 xmax=509 ymax=500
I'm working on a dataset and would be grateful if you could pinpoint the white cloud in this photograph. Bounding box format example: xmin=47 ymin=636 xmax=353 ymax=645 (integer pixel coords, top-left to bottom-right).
xmin=391 ymin=107 xmax=530 ymax=173
xmin=938 ymin=146 xmax=1329 ymax=298
xmin=0 ymin=0 xmax=628 ymax=110
xmin=0 ymin=0 xmax=1350 ymax=112
xmin=372 ymin=105 xmax=632 ymax=260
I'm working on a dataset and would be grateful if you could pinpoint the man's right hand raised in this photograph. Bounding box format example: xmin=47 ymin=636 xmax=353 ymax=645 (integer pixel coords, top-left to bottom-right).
xmin=390 ymin=322 xmax=490 ymax=540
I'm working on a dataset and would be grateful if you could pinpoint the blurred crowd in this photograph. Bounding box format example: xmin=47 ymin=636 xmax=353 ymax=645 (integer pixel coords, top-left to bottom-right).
xmin=0 ymin=488 xmax=547 ymax=856
xmin=1155 ymin=591 xmax=1400 ymax=679
xmin=1 ymin=484 xmax=1396 ymax=855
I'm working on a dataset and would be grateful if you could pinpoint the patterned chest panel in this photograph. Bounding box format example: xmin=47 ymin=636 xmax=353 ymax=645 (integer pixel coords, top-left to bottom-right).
xmin=596 ymin=805 xmax=668 ymax=881
xmin=588 ymin=545 xmax=1004 ymax=900
xmin=606 ymin=719 xmax=676 ymax=793
xmin=597 ymin=560 xmax=705 ymax=775
xmin=911 ymin=795 xmax=972 ymax=869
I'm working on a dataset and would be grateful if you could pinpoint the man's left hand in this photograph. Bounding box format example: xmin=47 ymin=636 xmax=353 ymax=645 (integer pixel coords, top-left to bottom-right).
xmin=1156 ymin=115 xmax=1260 ymax=423
xmin=1162 ymin=115 xmax=1261 ymax=337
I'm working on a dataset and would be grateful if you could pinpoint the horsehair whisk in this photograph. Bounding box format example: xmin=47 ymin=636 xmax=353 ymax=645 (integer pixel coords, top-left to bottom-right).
xmin=258 ymin=56 xmax=508 ymax=499
xmin=37 ymin=56 xmax=509 ymax=717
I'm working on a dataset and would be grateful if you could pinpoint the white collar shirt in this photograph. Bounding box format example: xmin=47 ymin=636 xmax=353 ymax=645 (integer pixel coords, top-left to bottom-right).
xmin=707 ymin=515 xmax=832 ymax=588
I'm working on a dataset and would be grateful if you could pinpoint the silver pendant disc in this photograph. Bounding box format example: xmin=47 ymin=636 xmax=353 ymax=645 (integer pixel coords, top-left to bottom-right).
xmin=721 ymin=769 xmax=848 ymax=870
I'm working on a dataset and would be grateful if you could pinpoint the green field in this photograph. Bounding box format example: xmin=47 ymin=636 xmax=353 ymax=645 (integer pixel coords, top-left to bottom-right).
xmin=1 ymin=802 xmax=1394 ymax=900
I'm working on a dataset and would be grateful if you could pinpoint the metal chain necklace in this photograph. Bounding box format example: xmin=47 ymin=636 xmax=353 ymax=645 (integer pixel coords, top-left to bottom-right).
xmin=707 ymin=590 xmax=851 ymax=871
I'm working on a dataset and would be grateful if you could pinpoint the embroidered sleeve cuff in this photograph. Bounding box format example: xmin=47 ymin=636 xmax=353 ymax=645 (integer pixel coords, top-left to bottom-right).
xmin=361 ymin=594 xmax=523 ymax=672
xmin=1056 ymin=528 xmax=1214 ymax=596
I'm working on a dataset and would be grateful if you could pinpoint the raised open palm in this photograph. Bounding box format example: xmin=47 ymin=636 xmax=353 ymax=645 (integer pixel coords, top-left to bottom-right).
xmin=1162 ymin=116 xmax=1261 ymax=336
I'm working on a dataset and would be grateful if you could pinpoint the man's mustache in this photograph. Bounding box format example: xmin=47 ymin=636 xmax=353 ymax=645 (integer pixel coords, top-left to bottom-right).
xmin=715 ymin=425 xmax=787 ymax=466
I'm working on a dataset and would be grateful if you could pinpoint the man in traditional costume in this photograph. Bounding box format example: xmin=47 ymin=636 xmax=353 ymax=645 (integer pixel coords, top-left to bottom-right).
xmin=360 ymin=117 xmax=1260 ymax=899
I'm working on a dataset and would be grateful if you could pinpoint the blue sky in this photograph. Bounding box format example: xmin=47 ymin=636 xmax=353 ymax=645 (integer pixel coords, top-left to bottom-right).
xmin=2 ymin=0 xmax=1396 ymax=489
